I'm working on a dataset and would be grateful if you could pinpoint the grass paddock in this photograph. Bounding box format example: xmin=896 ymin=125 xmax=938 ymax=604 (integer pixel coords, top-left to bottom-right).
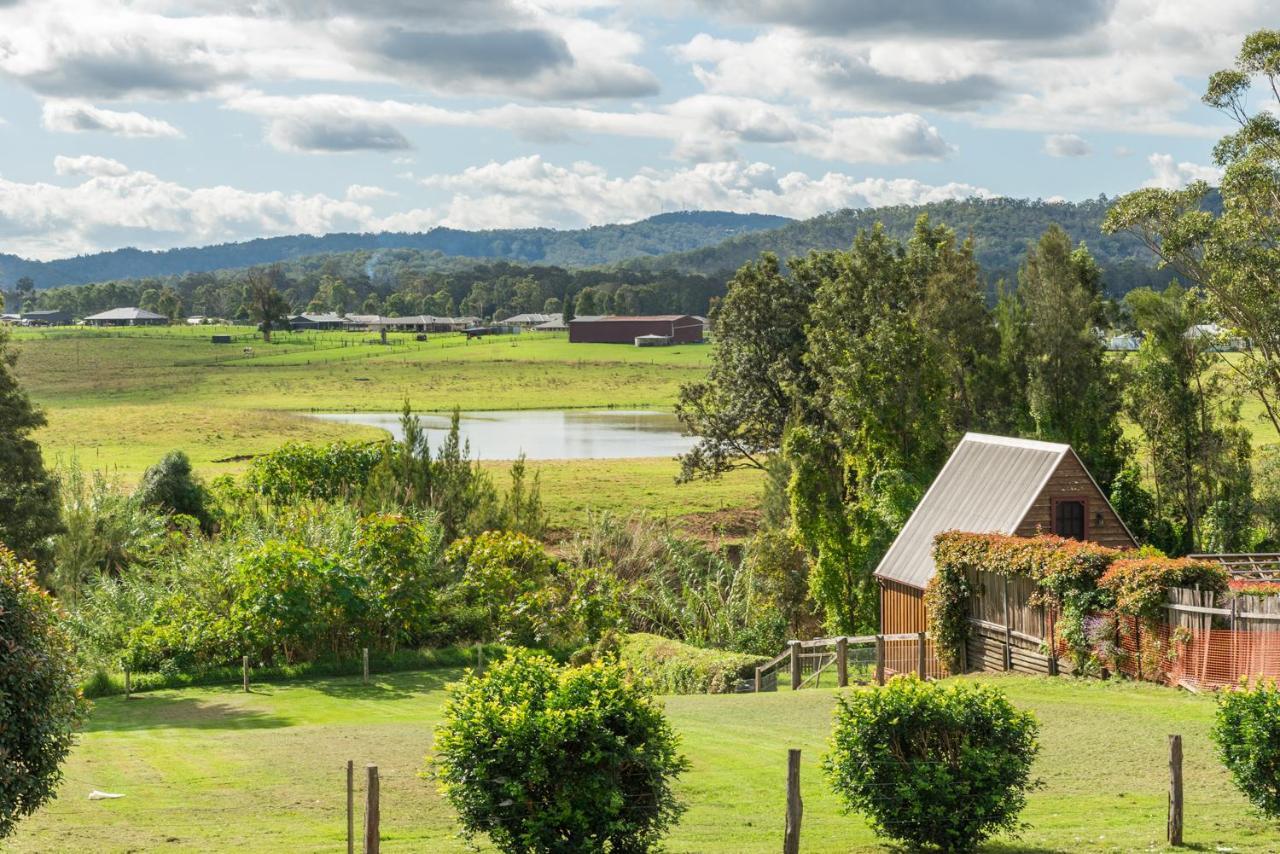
xmin=13 ymin=669 xmax=1280 ymax=852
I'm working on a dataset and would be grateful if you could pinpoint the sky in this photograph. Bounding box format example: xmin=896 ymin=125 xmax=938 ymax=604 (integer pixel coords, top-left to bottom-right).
xmin=0 ymin=0 xmax=1261 ymax=260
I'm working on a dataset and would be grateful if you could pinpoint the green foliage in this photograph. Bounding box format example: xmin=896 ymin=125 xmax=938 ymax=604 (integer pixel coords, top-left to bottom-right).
xmin=1098 ymin=557 xmax=1229 ymax=620
xmin=0 ymin=328 xmax=61 ymax=570
xmin=136 ymin=450 xmax=209 ymax=526
xmin=927 ymin=532 xmax=1120 ymax=671
xmin=1016 ymin=226 xmax=1127 ymax=490
xmin=432 ymin=650 xmax=689 ymax=854
xmin=1213 ymin=679 xmax=1280 ymax=818
xmin=0 ymin=546 xmax=88 ymax=839
xmin=613 ymin=632 xmax=765 ymax=695
xmin=448 ymin=531 xmax=621 ymax=648
xmin=823 ymin=676 xmax=1040 ymax=852
xmin=246 ymin=440 xmax=385 ymax=503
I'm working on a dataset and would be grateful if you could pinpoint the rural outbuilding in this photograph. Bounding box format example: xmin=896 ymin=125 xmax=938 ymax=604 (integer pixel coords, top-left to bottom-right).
xmin=20 ymin=310 xmax=72 ymax=326
xmin=83 ymin=307 xmax=168 ymax=327
xmin=875 ymin=433 xmax=1136 ymax=634
xmin=568 ymin=315 xmax=704 ymax=344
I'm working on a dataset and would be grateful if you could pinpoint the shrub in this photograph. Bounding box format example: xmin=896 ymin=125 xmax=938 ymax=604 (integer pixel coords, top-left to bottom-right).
xmin=1213 ymin=679 xmax=1280 ymax=818
xmin=615 ymin=632 xmax=765 ymax=694
xmin=0 ymin=546 xmax=89 ymax=838
xmin=1099 ymin=557 xmax=1229 ymax=620
xmin=246 ymin=441 xmax=385 ymax=503
xmin=824 ymin=676 xmax=1040 ymax=852
xmin=136 ymin=450 xmax=209 ymax=526
xmin=432 ymin=650 xmax=688 ymax=854
xmin=927 ymin=532 xmax=1118 ymax=671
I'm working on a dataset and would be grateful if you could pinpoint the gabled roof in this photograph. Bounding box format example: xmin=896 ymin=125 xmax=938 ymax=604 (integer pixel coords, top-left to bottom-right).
xmin=874 ymin=433 xmax=1073 ymax=589
xmin=569 ymin=314 xmax=694 ymax=322
xmin=83 ymin=307 xmax=167 ymax=321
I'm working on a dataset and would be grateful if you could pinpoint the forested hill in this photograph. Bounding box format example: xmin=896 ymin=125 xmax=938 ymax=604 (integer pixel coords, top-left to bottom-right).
xmin=627 ymin=196 xmax=1206 ymax=294
xmin=1 ymin=211 xmax=792 ymax=290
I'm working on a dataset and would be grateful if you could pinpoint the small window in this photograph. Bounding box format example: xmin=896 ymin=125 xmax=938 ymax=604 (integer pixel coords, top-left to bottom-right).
xmin=1054 ymin=499 xmax=1086 ymax=541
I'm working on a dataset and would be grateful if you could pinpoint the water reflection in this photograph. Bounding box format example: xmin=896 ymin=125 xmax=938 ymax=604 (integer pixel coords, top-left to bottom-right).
xmin=310 ymin=409 xmax=695 ymax=460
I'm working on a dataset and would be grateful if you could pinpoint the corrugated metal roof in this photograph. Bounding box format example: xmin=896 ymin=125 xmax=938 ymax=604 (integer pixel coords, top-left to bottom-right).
xmin=83 ymin=307 xmax=167 ymax=321
xmin=873 ymin=433 xmax=1069 ymax=589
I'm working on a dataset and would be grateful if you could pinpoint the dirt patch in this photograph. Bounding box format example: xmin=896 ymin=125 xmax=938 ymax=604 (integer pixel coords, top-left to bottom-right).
xmin=673 ymin=507 xmax=762 ymax=545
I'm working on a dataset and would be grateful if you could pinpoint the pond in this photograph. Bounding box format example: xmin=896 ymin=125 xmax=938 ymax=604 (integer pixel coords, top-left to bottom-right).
xmin=310 ymin=409 xmax=697 ymax=460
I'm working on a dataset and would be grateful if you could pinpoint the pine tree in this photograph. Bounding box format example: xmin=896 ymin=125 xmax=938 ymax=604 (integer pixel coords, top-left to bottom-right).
xmin=0 ymin=329 xmax=62 ymax=571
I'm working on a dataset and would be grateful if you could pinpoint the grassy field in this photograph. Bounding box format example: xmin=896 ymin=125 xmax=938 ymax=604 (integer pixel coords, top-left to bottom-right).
xmin=8 ymin=325 xmax=762 ymax=529
xmin=12 ymin=669 xmax=1278 ymax=853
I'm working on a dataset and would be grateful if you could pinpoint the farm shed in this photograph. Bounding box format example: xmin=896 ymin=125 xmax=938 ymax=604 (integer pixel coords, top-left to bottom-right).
xmin=499 ymin=313 xmax=555 ymax=328
xmin=874 ymin=433 xmax=1136 ymax=634
xmin=20 ymin=310 xmax=72 ymax=326
xmin=568 ymin=315 xmax=704 ymax=344
xmin=289 ymin=313 xmax=345 ymax=331
xmin=83 ymin=307 xmax=168 ymax=327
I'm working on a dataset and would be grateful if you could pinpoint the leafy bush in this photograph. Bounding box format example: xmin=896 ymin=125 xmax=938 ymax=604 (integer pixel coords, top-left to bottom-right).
xmin=447 ymin=530 xmax=621 ymax=648
xmin=1213 ymin=679 xmax=1280 ymax=818
xmin=136 ymin=450 xmax=209 ymax=526
xmin=1099 ymin=557 xmax=1229 ymax=619
xmin=246 ymin=441 xmax=385 ymax=503
xmin=927 ymin=532 xmax=1119 ymax=671
xmin=0 ymin=546 xmax=88 ymax=838
xmin=824 ymin=676 xmax=1040 ymax=852
xmin=615 ymin=632 xmax=765 ymax=694
xmin=432 ymin=650 xmax=688 ymax=854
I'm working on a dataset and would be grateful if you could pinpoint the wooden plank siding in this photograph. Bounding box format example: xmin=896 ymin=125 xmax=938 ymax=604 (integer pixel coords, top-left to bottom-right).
xmin=880 ymin=579 xmax=928 ymax=634
xmin=1015 ymin=452 xmax=1136 ymax=549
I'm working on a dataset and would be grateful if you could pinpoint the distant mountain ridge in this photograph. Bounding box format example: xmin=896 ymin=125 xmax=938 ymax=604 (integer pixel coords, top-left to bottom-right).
xmin=0 ymin=211 xmax=793 ymax=289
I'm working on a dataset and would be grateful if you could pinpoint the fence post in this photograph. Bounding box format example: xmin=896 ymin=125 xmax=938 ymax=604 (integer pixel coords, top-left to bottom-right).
xmin=1048 ymin=608 xmax=1059 ymax=676
xmin=243 ymin=655 xmax=249 ymax=693
xmin=789 ymin=641 xmax=801 ymax=691
xmin=917 ymin=631 xmax=927 ymax=679
xmin=364 ymin=764 xmax=380 ymax=854
xmin=346 ymin=760 xmax=354 ymax=854
xmin=1168 ymin=734 xmax=1183 ymax=846
xmin=363 ymin=648 xmax=369 ymax=685
xmin=874 ymin=635 xmax=885 ymax=686
xmin=755 ymin=666 xmax=762 ymax=693
xmin=836 ymin=637 xmax=848 ymax=688
xmin=1135 ymin=620 xmax=1143 ymax=682
xmin=783 ymin=749 xmax=802 ymax=854
xmin=123 ymin=666 xmax=131 ymax=699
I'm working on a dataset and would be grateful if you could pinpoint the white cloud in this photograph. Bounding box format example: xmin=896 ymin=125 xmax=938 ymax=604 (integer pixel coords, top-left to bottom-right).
xmin=420 ymin=155 xmax=989 ymax=230
xmin=345 ymin=184 xmax=396 ymax=201
xmin=1043 ymin=133 xmax=1091 ymax=157
xmin=1142 ymin=152 xmax=1222 ymax=189
xmin=41 ymin=100 xmax=183 ymax=138
xmin=53 ymin=154 xmax=132 ymax=177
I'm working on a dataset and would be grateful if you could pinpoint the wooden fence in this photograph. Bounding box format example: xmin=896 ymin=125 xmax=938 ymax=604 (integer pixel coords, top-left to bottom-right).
xmin=754 ymin=633 xmax=942 ymax=692
xmin=963 ymin=569 xmax=1069 ymax=677
xmin=1145 ymin=587 xmax=1280 ymax=690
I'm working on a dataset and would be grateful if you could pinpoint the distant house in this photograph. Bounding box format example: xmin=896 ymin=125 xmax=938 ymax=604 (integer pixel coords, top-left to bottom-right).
xmin=289 ymin=313 xmax=345 ymax=331
xmin=533 ymin=317 xmax=568 ymax=332
xmin=83 ymin=307 xmax=168 ymax=327
xmin=568 ymin=315 xmax=704 ymax=344
xmin=499 ymin=313 xmax=555 ymax=328
xmin=20 ymin=309 xmax=72 ymax=326
xmin=875 ymin=433 xmax=1136 ymax=635
xmin=1106 ymin=334 xmax=1141 ymax=351
xmin=1186 ymin=323 xmax=1247 ymax=352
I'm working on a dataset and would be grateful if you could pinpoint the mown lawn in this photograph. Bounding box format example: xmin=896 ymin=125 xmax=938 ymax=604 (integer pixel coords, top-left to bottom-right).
xmin=14 ymin=670 xmax=1280 ymax=852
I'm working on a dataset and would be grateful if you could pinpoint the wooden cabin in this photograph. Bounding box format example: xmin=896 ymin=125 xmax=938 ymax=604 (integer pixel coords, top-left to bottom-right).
xmin=875 ymin=433 xmax=1136 ymax=634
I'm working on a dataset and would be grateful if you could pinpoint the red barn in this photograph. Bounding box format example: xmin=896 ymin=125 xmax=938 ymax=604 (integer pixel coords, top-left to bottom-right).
xmin=568 ymin=315 xmax=704 ymax=344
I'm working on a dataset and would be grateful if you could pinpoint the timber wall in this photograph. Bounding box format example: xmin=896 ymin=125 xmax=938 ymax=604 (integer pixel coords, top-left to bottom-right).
xmin=1015 ymin=452 xmax=1135 ymax=548
xmin=880 ymin=579 xmax=928 ymax=634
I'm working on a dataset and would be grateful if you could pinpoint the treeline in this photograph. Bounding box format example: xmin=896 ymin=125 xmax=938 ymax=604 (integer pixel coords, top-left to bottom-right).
xmin=679 ymin=214 xmax=1277 ymax=635
xmin=0 ymin=210 xmax=790 ymax=290
xmin=22 ymin=259 xmax=727 ymax=321
xmin=632 ymin=195 xmax=1202 ymax=296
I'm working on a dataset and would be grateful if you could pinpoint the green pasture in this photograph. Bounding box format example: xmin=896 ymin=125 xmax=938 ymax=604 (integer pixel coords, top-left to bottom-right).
xmin=13 ymin=669 xmax=1278 ymax=852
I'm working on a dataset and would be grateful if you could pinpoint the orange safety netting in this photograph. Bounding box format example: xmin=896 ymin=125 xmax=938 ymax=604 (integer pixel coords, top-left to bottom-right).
xmin=1109 ymin=616 xmax=1280 ymax=691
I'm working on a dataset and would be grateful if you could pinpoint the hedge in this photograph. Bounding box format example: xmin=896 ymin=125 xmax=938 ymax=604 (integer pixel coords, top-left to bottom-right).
xmin=617 ymin=633 xmax=765 ymax=694
xmin=1099 ymin=557 xmax=1228 ymax=620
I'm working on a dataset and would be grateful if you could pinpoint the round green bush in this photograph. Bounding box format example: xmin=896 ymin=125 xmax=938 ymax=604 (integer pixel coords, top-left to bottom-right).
xmin=1212 ymin=679 xmax=1280 ymax=817
xmin=0 ymin=546 xmax=88 ymax=838
xmin=823 ymin=676 xmax=1040 ymax=852
xmin=432 ymin=650 xmax=688 ymax=853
